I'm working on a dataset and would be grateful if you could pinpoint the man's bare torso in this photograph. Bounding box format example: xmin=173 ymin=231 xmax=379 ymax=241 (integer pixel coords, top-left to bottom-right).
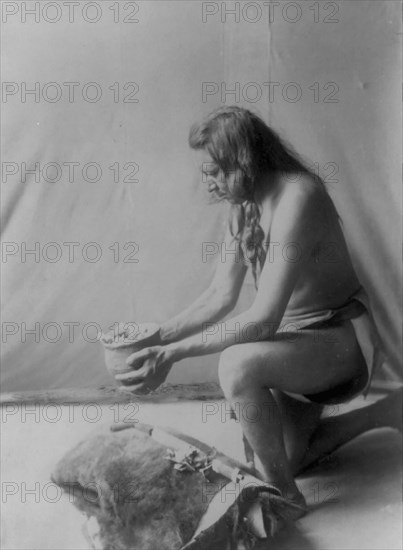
xmin=257 ymin=173 xmax=361 ymax=317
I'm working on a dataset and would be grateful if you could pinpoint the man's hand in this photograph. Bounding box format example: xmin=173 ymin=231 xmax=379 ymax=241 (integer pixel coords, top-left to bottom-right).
xmin=114 ymin=346 xmax=174 ymax=395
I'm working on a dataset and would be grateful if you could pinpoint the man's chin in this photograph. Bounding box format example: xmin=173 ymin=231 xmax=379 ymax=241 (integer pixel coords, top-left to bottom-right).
xmin=207 ymin=191 xmax=226 ymax=204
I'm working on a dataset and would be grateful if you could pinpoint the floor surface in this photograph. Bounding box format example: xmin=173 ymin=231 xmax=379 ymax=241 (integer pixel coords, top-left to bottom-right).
xmin=1 ymin=395 xmax=402 ymax=549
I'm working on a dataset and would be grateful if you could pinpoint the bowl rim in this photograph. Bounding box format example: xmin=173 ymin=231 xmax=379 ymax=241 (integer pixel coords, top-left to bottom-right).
xmin=100 ymin=322 xmax=160 ymax=350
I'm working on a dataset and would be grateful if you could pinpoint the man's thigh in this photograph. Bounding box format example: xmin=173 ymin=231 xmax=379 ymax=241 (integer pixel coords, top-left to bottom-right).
xmin=235 ymin=320 xmax=367 ymax=395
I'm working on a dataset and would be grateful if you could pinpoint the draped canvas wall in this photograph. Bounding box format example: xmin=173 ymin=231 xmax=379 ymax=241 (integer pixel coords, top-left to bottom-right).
xmin=1 ymin=0 xmax=401 ymax=391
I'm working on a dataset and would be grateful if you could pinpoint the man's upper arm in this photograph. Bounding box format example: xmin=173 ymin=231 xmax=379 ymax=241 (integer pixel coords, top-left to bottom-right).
xmin=250 ymin=183 xmax=322 ymax=323
xmin=210 ymin=222 xmax=248 ymax=308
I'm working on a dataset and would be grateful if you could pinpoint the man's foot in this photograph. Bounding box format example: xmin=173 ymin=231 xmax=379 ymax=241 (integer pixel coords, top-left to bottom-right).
xmin=267 ymin=482 xmax=307 ymax=521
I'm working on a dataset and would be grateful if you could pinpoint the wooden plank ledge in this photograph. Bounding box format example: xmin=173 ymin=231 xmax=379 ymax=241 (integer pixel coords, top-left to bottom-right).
xmin=1 ymin=381 xmax=400 ymax=406
xmin=0 ymin=383 xmax=225 ymax=405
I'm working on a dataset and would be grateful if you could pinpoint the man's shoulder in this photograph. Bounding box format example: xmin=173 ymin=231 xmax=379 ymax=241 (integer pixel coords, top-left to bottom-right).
xmin=281 ymin=171 xmax=321 ymax=196
xmin=277 ymin=172 xmax=325 ymax=215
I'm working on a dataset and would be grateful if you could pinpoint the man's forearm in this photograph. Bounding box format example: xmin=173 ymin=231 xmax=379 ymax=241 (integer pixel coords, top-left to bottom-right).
xmin=159 ymin=286 xmax=234 ymax=344
xmin=164 ymin=308 xmax=279 ymax=361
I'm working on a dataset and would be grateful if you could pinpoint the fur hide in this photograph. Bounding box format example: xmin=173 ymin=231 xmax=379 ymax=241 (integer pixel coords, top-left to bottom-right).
xmin=52 ymin=426 xmax=299 ymax=550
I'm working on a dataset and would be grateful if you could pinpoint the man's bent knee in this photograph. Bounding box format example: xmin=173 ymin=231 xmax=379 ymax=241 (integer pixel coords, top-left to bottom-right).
xmin=218 ymin=345 xmax=257 ymax=398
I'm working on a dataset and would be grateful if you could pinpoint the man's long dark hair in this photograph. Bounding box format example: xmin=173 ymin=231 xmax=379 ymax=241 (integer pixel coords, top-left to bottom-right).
xmin=189 ymin=106 xmax=322 ymax=287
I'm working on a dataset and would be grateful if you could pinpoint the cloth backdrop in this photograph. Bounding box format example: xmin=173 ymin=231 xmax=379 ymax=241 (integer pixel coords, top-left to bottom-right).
xmin=1 ymin=0 xmax=401 ymax=391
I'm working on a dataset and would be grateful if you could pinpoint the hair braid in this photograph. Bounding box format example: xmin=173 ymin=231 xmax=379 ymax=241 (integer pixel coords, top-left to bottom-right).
xmin=231 ymin=201 xmax=266 ymax=289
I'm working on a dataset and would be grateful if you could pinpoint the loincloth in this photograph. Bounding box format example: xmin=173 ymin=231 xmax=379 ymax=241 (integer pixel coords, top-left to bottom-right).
xmin=278 ymin=286 xmax=385 ymax=405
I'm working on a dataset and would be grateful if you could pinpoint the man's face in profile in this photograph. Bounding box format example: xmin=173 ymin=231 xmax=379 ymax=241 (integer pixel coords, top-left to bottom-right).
xmin=193 ymin=149 xmax=228 ymax=201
